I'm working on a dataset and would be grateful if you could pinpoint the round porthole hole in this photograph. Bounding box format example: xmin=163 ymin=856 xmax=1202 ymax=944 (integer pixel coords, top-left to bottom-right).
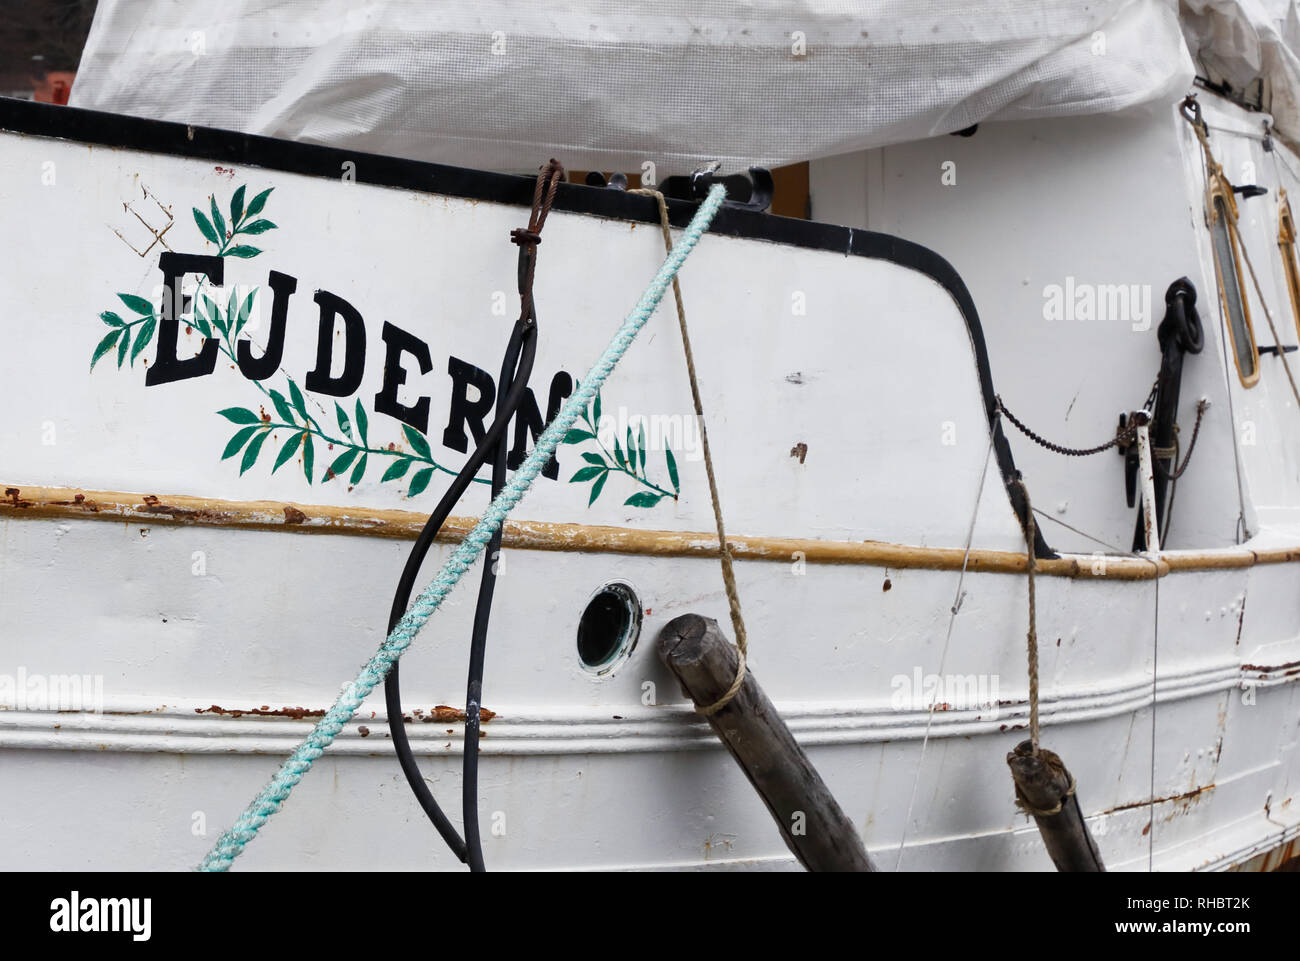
xmin=577 ymin=582 xmax=641 ymax=676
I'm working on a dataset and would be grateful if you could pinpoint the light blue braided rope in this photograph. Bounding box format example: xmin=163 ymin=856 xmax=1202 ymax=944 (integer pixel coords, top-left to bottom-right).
xmin=197 ymin=183 xmax=726 ymax=872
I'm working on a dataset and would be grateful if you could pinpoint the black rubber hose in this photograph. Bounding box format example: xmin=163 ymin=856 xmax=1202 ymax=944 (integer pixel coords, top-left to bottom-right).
xmin=383 ymin=315 xmax=536 ymax=865
xmin=459 ymin=326 xmax=528 ymax=872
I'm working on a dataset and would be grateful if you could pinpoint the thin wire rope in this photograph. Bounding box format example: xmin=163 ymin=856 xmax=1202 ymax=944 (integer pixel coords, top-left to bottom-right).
xmin=628 ymin=186 xmax=749 ymax=715
xmin=1149 ymin=576 xmax=1160 ymax=871
xmin=196 ymin=183 xmax=728 ymax=872
xmin=894 ymin=425 xmax=996 ymax=870
xmin=1031 ymin=508 xmax=1127 ymax=554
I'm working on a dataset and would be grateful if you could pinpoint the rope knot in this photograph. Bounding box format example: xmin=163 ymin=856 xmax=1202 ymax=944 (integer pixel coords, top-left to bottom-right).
xmin=510 ymin=228 xmax=543 ymax=247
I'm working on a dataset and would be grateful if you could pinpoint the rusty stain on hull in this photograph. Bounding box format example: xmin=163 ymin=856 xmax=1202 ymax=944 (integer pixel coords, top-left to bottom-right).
xmin=1101 ymin=783 xmax=1215 ymax=816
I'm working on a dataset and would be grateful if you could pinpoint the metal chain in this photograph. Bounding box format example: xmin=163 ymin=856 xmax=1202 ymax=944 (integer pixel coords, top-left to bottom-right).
xmin=997 ymin=389 xmax=1146 ymax=457
xmin=1153 ymin=399 xmax=1209 ymax=480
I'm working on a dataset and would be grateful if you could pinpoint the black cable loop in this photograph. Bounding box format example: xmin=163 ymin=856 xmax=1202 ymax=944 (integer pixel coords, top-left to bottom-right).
xmin=384 ymin=159 xmax=561 ymax=869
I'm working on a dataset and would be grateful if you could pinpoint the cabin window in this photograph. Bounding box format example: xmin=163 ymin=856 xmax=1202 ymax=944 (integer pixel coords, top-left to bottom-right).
xmin=1278 ymin=190 xmax=1300 ymax=347
xmin=1209 ymin=184 xmax=1259 ymax=386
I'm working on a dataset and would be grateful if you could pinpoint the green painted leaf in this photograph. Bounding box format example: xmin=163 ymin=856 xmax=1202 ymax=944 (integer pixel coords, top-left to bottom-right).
xmin=581 ymin=452 xmax=606 ymax=466
xmin=272 ymin=430 xmax=303 ymax=473
xmin=588 ymin=470 xmax=608 ymax=506
xmin=624 ymin=491 xmax=665 ymax=508
xmin=381 ymin=458 xmax=413 ymax=482
xmin=335 ymin=402 xmax=353 ymax=440
xmin=193 ymin=312 xmax=212 ymax=338
xmin=626 ymin=427 xmax=638 ymax=474
xmin=210 ymin=196 xmax=226 ymax=245
xmin=225 ymin=245 xmax=262 ymax=259
xmin=593 ymin=392 xmax=602 ymax=425
xmin=613 ymin=438 xmax=627 ymax=470
xmin=118 ymin=292 xmax=153 ymax=316
xmin=245 ymin=187 xmax=273 ymax=219
xmin=218 ymin=407 xmax=261 ymax=425
xmin=407 ymin=467 xmax=434 ymax=498
xmin=130 ymin=317 xmax=157 ymax=366
xmin=240 ymin=428 xmax=270 ymax=475
xmin=100 ymin=311 xmax=125 ymax=328
xmin=350 ymin=452 xmax=367 ymax=485
xmin=355 ymin=400 xmax=369 ymax=444
xmin=221 ymin=426 xmax=258 ymax=460
xmin=289 ymin=380 xmax=309 ymax=421
xmin=116 ymin=327 xmax=130 ymax=367
xmin=230 ymin=185 xmax=246 ymax=227
xmin=202 ymin=295 xmax=225 ymax=335
xmin=193 ymin=207 xmax=219 ymax=245
xmin=666 ymin=448 xmax=679 ymax=494
xmin=270 ymin=390 xmax=296 ymax=425
xmin=226 ymin=287 xmax=239 ymax=334
xmin=570 ymin=465 xmax=605 ymax=483
xmin=323 ymin=446 xmax=359 ymax=481
xmin=234 ymin=289 xmax=256 ymax=338
xmin=564 ymin=429 xmax=596 ymax=444
xmin=90 ymin=330 xmax=121 ymax=371
xmin=637 ymin=422 xmax=647 ymax=472
xmin=239 ymin=219 xmax=277 ymax=235
xmin=403 ymin=425 xmax=433 ymax=460
xmin=302 ymin=432 xmax=315 ymax=484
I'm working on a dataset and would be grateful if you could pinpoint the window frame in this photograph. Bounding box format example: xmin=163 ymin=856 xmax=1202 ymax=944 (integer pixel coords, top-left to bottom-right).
xmin=1208 ymin=168 xmax=1260 ymax=388
xmin=1277 ymin=188 xmax=1300 ymax=349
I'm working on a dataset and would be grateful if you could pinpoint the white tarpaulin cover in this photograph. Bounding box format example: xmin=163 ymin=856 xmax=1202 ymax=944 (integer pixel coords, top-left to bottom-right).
xmin=63 ymin=1 xmax=1300 ymax=173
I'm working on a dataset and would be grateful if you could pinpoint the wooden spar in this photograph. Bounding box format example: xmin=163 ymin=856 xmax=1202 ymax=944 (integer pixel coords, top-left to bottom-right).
xmin=656 ymin=613 xmax=876 ymax=872
xmin=1006 ymin=740 xmax=1105 ymax=872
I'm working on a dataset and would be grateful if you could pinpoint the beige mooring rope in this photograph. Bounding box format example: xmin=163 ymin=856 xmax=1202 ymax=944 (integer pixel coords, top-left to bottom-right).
xmin=629 ymin=187 xmax=749 ymax=716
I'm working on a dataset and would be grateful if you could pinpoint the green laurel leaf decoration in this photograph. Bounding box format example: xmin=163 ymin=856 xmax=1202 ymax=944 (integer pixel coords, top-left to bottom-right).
xmin=323 ymin=446 xmax=359 ymax=482
xmin=589 ymin=470 xmax=609 ymax=505
xmin=381 ymin=458 xmax=412 ymax=482
xmin=222 ymin=426 xmax=258 ymax=460
xmin=244 ymin=187 xmax=273 ymax=220
xmin=210 ymin=196 xmax=226 ymax=244
xmin=218 ymin=407 xmax=261 ymax=425
xmin=270 ymin=389 xmax=296 ymax=425
xmin=302 ymin=432 xmax=314 ymax=484
xmin=90 ymin=329 xmax=121 ymax=371
xmin=355 ymin=400 xmax=369 ymax=445
xmin=193 ymin=208 xmax=219 ymax=245
xmin=289 ymin=380 xmax=309 ymax=422
xmin=272 ymin=430 xmax=303 ymax=473
xmin=335 ymin=402 xmax=353 ymax=441
xmin=117 ymin=293 xmax=153 ymax=316
xmin=240 ymin=428 xmax=270 ymax=475
xmin=130 ymin=316 xmax=157 ymax=366
xmin=624 ymin=491 xmax=664 ymax=508
xmin=403 ymin=424 xmax=432 ymax=460
xmin=408 ymin=467 xmax=434 ymax=498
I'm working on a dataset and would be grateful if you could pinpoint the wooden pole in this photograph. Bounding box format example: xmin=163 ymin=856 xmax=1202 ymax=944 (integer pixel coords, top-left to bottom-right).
xmin=657 ymin=613 xmax=876 ymax=871
xmin=1006 ymin=740 xmax=1105 ymax=871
